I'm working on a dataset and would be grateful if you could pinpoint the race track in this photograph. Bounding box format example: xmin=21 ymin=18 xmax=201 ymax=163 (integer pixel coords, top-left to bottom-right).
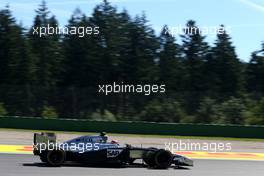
xmin=1 ymin=153 xmax=264 ymax=176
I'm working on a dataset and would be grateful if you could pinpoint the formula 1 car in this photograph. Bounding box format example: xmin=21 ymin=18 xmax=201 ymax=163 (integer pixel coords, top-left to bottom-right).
xmin=33 ymin=132 xmax=193 ymax=169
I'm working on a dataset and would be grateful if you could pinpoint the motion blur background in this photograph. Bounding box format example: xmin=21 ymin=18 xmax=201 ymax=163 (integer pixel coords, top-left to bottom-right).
xmin=0 ymin=0 xmax=264 ymax=125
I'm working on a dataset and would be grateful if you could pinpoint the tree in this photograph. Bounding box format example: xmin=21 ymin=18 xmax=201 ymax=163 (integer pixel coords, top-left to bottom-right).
xmin=0 ymin=6 xmax=15 ymax=84
xmin=244 ymin=97 xmax=264 ymax=125
xmin=1 ymin=1 xmax=264 ymax=125
xmin=180 ymin=20 xmax=209 ymax=113
xmin=28 ymin=1 xmax=63 ymax=115
xmin=207 ymin=25 xmax=243 ymax=98
xmin=158 ymin=25 xmax=185 ymax=92
xmin=0 ymin=102 xmax=8 ymax=116
xmin=195 ymin=97 xmax=217 ymax=123
xmin=41 ymin=105 xmax=58 ymax=119
xmin=89 ymin=1 xmax=160 ymax=117
xmin=246 ymin=46 xmax=264 ymax=96
xmin=140 ymin=99 xmax=185 ymax=122
xmin=0 ymin=6 xmax=35 ymax=115
xmin=216 ymin=97 xmax=246 ymax=124
xmin=61 ymin=8 xmax=101 ymax=117
xmin=30 ymin=1 xmax=63 ymax=88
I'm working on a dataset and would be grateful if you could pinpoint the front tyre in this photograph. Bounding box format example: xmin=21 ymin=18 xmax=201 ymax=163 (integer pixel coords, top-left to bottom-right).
xmin=154 ymin=149 xmax=172 ymax=169
xmin=143 ymin=149 xmax=172 ymax=169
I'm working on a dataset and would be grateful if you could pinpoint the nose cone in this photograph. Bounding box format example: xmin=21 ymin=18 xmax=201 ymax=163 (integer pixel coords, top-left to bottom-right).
xmin=183 ymin=156 xmax=194 ymax=166
xmin=173 ymin=154 xmax=194 ymax=166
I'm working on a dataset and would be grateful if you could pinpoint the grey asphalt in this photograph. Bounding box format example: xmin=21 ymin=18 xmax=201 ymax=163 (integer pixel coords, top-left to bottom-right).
xmin=0 ymin=154 xmax=264 ymax=176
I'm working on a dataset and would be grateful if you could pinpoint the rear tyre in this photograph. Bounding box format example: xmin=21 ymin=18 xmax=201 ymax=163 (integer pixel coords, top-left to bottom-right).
xmin=40 ymin=155 xmax=47 ymax=163
xmin=46 ymin=150 xmax=65 ymax=167
xmin=143 ymin=150 xmax=156 ymax=167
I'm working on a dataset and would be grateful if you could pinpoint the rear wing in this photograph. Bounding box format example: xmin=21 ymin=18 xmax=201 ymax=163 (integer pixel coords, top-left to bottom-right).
xmin=33 ymin=132 xmax=56 ymax=145
xmin=33 ymin=132 xmax=56 ymax=155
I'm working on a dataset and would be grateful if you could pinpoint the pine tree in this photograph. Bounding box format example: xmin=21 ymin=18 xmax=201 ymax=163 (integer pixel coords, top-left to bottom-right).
xmin=0 ymin=6 xmax=16 ymax=84
xmin=61 ymin=8 xmax=101 ymax=117
xmin=90 ymin=1 xmax=159 ymax=117
xmin=158 ymin=25 xmax=185 ymax=92
xmin=180 ymin=20 xmax=209 ymax=112
xmin=208 ymin=25 xmax=243 ymax=98
xmin=28 ymin=1 xmax=63 ymax=114
xmin=246 ymin=45 xmax=264 ymax=96
xmin=0 ymin=6 xmax=35 ymax=115
xmin=119 ymin=13 xmax=160 ymax=116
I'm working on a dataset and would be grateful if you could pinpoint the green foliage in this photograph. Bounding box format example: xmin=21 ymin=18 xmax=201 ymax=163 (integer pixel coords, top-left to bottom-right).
xmin=159 ymin=25 xmax=185 ymax=91
xmin=0 ymin=102 xmax=8 ymax=116
xmin=27 ymin=1 xmax=64 ymax=114
xmin=0 ymin=1 xmax=264 ymax=125
xmin=180 ymin=20 xmax=209 ymax=113
xmin=245 ymin=98 xmax=264 ymax=125
xmin=91 ymin=109 xmax=117 ymax=122
xmin=246 ymin=51 xmax=264 ymax=94
xmin=41 ymin=106 xmax=58 ymax=119
xmin=179 ymin=115 xmax=196 ymax=123
xmin=214 ymin=97 xmax=246 ymax=124
xmin=203 ymin=25 xmax=244 ymax=100
xmin=195 ymin=97 xmax=218 ymax=123
xmin=210 ymin=25 xmax=244 ymax=97
xmin=140 ymin=99 xmax=185 ymax=123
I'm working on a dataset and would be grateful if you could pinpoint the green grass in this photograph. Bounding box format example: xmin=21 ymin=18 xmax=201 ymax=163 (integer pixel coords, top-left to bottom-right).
xmin=1 ymin=128 xmax=264 ymax=142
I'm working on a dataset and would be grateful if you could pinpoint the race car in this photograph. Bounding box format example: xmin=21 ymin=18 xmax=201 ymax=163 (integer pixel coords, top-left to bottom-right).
xmin=33 ymin=132 xmax=193 ymax=169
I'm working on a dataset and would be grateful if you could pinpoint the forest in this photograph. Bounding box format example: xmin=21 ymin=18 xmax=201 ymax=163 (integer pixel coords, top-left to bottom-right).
xmin=0 ymin=0 xmax=264 ymax=125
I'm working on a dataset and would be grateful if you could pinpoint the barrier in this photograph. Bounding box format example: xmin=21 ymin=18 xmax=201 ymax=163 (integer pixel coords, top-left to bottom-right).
xmin=0 ymin=116 xmax=263 ymax=138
